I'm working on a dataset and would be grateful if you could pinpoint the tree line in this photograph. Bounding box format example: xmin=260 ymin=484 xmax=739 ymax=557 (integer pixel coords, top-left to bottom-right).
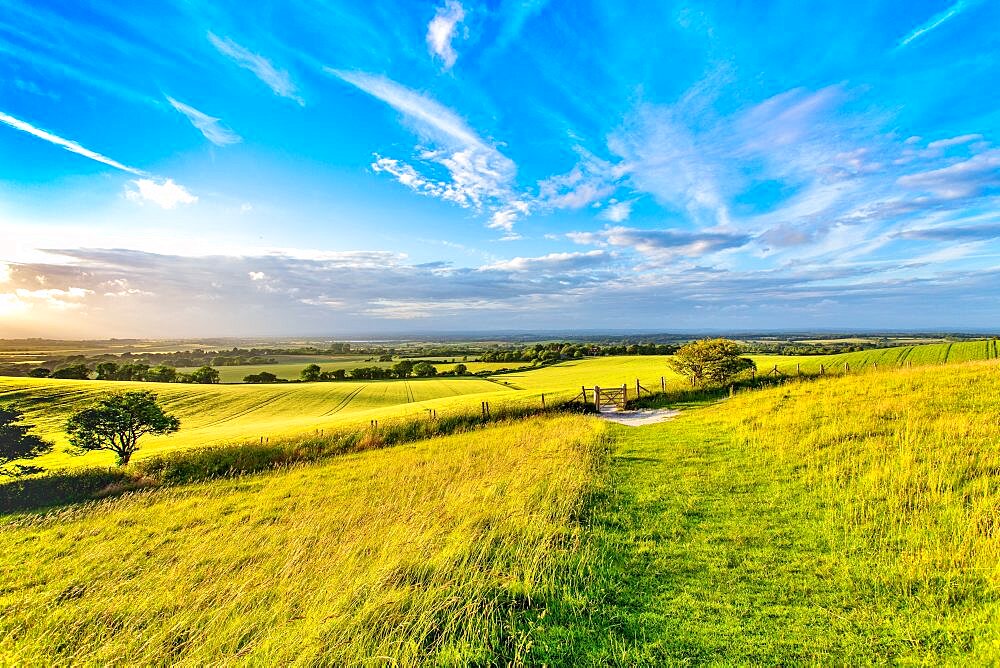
xmin=25 ymin=363 xmax=222 ymax=384
xmin=478 ymin=342 xmax=678 ymax=363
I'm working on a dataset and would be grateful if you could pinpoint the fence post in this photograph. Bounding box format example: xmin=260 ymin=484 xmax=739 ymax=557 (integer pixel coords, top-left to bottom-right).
xmin=661 ymin=376 xmax=665 ymax=392
xmin=796 ymin=363 xmax=801 ymax=376
xmin=594 ymin=386 xmax=600 ymax=411
xmin=636 ymin=379 xmax=641 ymax=396
xmin=820 ymin=364 xmax=825 ymax=375
xmin=845 ymin=362 xmax=850 ymax=373
xmin=541 ymin=393 xmax=545 ymax=408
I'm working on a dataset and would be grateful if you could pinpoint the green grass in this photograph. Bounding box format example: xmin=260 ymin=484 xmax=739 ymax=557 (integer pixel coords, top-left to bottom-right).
xmin=525 ymin=360 xmax=1000 ymax=663
xmin=4 ymin=357 xmax=1000 ymax=663
xmin=0 ymin=415 xmax=606 ymax=665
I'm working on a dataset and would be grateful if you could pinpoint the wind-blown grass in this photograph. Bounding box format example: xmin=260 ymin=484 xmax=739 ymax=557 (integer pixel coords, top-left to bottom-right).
xmin=0 ymin=415 xmax=607 ymax=665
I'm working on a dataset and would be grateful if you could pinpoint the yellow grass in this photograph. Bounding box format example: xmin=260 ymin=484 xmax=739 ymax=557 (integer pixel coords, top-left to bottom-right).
xmin=0 ymin=415 xmax=605 ymax=665
xmin=0 ymin=376 xmax=507 ymax=469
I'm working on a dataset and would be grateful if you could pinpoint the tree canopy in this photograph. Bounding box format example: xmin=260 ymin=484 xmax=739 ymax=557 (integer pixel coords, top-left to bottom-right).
xmin=0 ymin=404 xmax=52 ymax=477
xmin=66 ymin=391 xmax=180 ymax=466
xmin=668 ymin=338 xmax=755 ymax=386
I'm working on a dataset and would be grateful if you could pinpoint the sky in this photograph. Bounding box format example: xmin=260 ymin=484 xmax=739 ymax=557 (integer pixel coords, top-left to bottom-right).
xmin=0 ymin=0 xmax=998 ymax=337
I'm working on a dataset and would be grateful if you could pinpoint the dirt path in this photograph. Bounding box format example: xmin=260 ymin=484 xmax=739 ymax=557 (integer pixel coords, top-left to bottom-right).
xmin=596 ymin=408 xmax=680 ymax=426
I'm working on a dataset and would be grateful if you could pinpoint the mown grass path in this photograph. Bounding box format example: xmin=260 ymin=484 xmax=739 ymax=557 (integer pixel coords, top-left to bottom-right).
xmin=528 ymin=411 xmax=981 ymax=664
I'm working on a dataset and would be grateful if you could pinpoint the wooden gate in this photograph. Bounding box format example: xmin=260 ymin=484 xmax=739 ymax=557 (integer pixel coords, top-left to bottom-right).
xmin=594 ymin=385 xmax=627 ymax=411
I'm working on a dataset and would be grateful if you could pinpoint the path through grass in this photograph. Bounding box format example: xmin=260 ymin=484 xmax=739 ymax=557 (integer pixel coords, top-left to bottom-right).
xmin=527 ymin=362 xmax=1000 ymax=664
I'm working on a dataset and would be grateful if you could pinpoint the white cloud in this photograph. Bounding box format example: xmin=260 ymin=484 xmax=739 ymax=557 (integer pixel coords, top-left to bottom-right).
xmin=13 ymin=286 xmax=92 ymax=310
xmin=125 ymin=178 xmax=198 ymax=209
xmin=896 ymin=149 xmax=1000 ymax=199
xmin=601 ymin=200 xmax=633 ymax=223
xmin=332 ymin=70 xmax=520 ymax=230
xmin=427 ymin=0 xmax=466 ymax=69
xmin=208 ymin=32 xmax=303 ymax=105
xmin=481 ymin=250 xmax=610 ymax=273
xmin=896 ymin=0 xmax=978 ymax=48
xmin=248 ymin=271 xmax=266 ymax=281
xmin=166 ymin=96 xmax=241 ymax=146
xmin=0 ymin=110 xmax=144 ymax=175
xmin=926 ymin=134 xmax=983 ymax=151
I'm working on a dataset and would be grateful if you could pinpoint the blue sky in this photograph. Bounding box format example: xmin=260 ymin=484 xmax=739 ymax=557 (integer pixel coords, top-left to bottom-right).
xmin=0 ymin=0 xmax=998 ymax=337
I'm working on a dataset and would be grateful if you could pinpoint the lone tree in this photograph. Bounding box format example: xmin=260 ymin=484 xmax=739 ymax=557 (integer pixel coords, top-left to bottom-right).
xmin=300 ymin=364 xmax=322 ymax=382
xmin=668 ymin=338 xmax=755 ymax=386
xmin=0 ymin=404 xmax=52 ymax=477
xmin=66 ymin=391 xmax=180 ymax=466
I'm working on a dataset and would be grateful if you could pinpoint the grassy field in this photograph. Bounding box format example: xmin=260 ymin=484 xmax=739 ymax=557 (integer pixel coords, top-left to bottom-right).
xmin=3 ymin=339 xmax=999 ymax=473
xmin=5 ymin=359 xmax=1000 ymax=662
xmin=521 ymin=359 xmax=1000 ymax=663
xmin=0 ymin=376 xmax=508 ymax=470
xmin=0 ymin=415 xmax=606 ymax=665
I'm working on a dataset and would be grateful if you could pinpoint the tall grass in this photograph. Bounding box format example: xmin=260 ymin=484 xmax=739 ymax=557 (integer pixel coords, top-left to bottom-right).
xmin=0 ymin=415 xmax=607 ymax=665
xmin=712 ymin=360 xmax=1000 ymax=656
xmin=0 ymin=395 xmax=594 ymax=513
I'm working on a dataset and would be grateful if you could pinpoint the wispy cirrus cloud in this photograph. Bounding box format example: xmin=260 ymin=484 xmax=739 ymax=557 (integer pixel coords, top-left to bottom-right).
xmin=0 ymin=110 xmax=197 ymax=209
xmin=426 ymin=0 xmax=466 ymax=70
xmin=0 ymin=110 xmax=144 ymax=175
xmin=208 ymin=32 xmax=303 ymax=105
xmin=166 ymin=96 xmax=241 ymax=146
xmin=896 ymin=0 xmax=979 ymax=49
xmin=329 ymin=69 xmax=523 ymax=230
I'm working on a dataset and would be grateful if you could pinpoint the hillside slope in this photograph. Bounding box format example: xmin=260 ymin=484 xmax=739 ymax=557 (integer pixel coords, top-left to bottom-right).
xmin=528 ymin=359 xmax=1000 ymax=663
xmin=0 ymin=415 xmax=605 ymax=665
xmin=0 ymin=376 xmax=506 ymax=469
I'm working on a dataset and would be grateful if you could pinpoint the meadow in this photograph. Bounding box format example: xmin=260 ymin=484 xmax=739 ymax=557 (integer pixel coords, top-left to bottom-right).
xmin=4 ymin=355 xmax=1000 ymax=662
xmin=0 ymin=416 xmax=606 ymax=665
xmin=3 ymin=339 xmax=1000 ymax=473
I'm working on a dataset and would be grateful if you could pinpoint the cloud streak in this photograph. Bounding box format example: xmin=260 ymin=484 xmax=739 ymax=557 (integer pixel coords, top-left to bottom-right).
xmin=897 ymin=0 xmax=978 ymax=48
xmin=208 ymin=32 xmax=303 ymax=105
xmin=0 ymin=110 xmax=145 ymax=175
xmin=166 ymin=97 xmax=242 ymax=146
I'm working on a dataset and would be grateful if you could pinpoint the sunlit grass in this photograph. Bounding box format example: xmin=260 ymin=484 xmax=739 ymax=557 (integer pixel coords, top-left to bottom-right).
xmin=0 ymin=415 xmax=607 ymax=665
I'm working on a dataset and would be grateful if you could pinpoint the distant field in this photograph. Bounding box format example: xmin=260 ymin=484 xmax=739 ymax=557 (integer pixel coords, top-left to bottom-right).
xmin=755 ymin=339 xmax=1000 ymax=375
xmin=178 ymin=358 xmax=513 ymax=382
xmin=0 ymin=376 xmax=507 ymax=470
xmin=4 ymin=339 xmax=999 ymax=473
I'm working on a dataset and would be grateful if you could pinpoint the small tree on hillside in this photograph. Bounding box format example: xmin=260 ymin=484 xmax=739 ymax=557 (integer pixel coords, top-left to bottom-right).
xmin=300 ymin=364 xmax=322 ymax=382
xmin=453 ymin=363 xmax=468 ymax=375
xmin=0 ymin=404 xmax=52 ymax=477
xmin=668 ymin=338 xmax=755 ymax=386
xmin=66 ymin=391 xmax=180 ymax=466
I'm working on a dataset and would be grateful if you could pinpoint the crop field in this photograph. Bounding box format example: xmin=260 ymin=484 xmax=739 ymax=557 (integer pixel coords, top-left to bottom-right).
xmin=0 ymin=376 xmax=507 ymax=470
xmin=0 ymin=415 xmax=606 ymax=665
